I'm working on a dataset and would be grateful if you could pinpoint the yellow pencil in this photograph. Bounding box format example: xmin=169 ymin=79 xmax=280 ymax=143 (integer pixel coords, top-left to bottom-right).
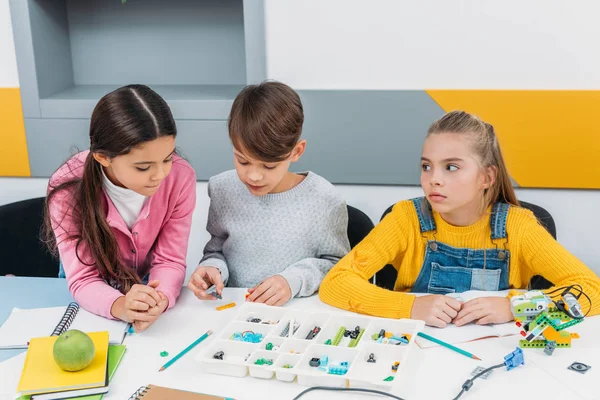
xmin=216 ymin=302 xmax=236 ymax=311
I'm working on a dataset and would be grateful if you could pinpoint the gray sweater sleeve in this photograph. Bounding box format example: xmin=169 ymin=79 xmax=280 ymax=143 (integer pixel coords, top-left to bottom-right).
xmin=198 ymin=181 xmax=230 ymax=284
xmin=277 ymin=201 xmax=350 ymax=297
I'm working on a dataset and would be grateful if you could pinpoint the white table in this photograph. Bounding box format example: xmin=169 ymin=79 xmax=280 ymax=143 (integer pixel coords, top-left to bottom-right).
xmin=2 ymin=284 xmax=599 ymax=400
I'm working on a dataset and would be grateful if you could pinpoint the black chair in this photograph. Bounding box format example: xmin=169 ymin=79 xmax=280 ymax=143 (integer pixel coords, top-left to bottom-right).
xmin=346 ymin=205 xmax=374 ymax=249
xmin=374 ymin=200 xmax=557 ymax=291
xmin=0 ymin=197 xmax=59 ymax=277
xmin=518 ymin=201 xmax=555 ymax=290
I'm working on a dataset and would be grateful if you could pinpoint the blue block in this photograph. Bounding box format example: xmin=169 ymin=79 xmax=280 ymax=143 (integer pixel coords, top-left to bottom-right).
xmin=504 ymin=348 xmax=525 ymax=371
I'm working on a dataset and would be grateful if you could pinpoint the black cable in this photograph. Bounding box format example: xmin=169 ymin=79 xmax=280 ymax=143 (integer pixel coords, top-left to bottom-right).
xmin=544 ymin=284 xmax=592 ymax=317
xmin=293 ymin=386 xmax=406 ymax=400
xmin=452 ymin=362 xmax=505 ymax=400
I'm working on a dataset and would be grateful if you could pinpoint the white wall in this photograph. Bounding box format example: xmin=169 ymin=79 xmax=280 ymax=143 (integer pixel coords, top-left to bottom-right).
xmin=261 ymin=0 xmax=600 ymax=275
xmin=0 ymin=0 xmax=18 ymax=87
xmin=264 ymin=0 xmax=600 ymax=90
xmin=1 ymin=178 xmax=598 ymax=281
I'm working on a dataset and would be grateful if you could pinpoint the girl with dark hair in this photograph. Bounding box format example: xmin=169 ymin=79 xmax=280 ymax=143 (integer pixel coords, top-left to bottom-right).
xmin=44 ymin=85 xmax=196 ymax=332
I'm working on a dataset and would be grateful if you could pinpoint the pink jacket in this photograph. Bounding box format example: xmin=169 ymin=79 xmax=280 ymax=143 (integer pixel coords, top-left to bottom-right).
xmin=48 ymin=150 xmax=196 ymax=319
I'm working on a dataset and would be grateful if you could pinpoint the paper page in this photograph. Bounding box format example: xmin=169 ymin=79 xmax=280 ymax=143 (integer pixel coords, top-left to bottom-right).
xmin=415 ymin=290 xmax=520 ymax=348
xmin=0 ymin=306 xmax=128 ymax=349
xmin=0 ymin=307 xmax=68 ymax=349
xmin=417 ymin=322 xmax=520 ymax=348
xmin=69 ymin=308 xmax=128 ymax=345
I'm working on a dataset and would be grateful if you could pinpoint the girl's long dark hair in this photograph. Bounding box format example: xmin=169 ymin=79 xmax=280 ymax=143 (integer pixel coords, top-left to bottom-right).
xmin=43 ymin=84 xmax=177 ymax=293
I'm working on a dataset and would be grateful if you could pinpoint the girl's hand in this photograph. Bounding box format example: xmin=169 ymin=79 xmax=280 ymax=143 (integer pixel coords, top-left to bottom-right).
xmin=111 ymin=279 xmax=162 ymax=322
xmin=411 ymin=295 xmax=463 ymax=328
xmin=187 ymin=266 xmax=224 ymax=300
xmin=132 ymin=290 xmax=169 ymax=333
xmin=453 ymin=297 xmax=513 ymax=326
xmin=247 ymin=275 xmax=292 ymax=306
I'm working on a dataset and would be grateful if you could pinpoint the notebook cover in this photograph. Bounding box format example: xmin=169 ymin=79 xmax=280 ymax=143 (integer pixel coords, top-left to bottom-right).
xmin=17 ymin=331 xmax=109 ymax=395
xmin=133 ymin=384 xmax=234 ymax=400
xmin=19 ymin=344 xmax=127 ymax=400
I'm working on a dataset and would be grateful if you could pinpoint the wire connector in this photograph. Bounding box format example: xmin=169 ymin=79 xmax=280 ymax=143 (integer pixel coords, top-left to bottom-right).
xmin=504 ymin=347 xmax=525 ymax=371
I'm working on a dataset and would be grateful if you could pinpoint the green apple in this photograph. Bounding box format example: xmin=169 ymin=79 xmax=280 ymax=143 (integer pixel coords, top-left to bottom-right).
xmin=52 ymin=330 xmax=96 ymax=372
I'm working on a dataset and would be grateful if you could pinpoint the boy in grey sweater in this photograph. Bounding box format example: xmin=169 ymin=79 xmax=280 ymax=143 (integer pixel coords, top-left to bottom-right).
xmin=188 ymin=81 xmax=350 ymax=305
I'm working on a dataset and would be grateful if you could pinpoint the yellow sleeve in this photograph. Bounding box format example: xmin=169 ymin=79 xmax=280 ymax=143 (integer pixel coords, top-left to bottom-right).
xmin=319 ymin=201 xmax=416 ymax=319
xmin=516 ymin=210 xmax=600 ymax=316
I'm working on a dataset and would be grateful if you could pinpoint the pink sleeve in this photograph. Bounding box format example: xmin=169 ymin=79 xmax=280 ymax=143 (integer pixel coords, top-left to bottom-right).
xmin=50 ymin=190 xmax=123 ymax=319
xmin=149 ymin=169 xmax=196 ymax=309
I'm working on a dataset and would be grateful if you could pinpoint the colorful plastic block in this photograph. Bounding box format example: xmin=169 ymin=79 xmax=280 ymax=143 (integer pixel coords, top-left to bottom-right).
xmin=504 ymin=348 xmax=525 ymax=371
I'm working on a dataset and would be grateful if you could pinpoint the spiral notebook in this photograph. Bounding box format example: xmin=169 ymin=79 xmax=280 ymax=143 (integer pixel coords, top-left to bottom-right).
xmin=128 ymin=385 xmax=234 ymax=400
xmin=0 ymin=303 xmax=129 ymax=349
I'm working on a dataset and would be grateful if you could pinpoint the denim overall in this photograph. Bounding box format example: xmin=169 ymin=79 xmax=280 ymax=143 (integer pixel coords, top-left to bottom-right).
xmin=410 ymin=197 xmax=511 ymax=294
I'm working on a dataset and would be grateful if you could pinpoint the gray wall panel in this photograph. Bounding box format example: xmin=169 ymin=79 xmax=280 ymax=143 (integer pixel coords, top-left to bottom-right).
xmin=243 ymin=0 xmax=267 ymax=84
xmin=29 ymin=0 xmax=74 ymax=98
xmin=25 ymin=118 xmax=89 ymax=177
xmin=175 ymin=120 xmax=233 ymax=179
xmin=24 ymin=91 xmax=446 ymax=185
xmin=67 ymin=0 xmax=246 ymax=85
xmin=40 ymin=84 xmax=244 ymax=120
xmin=295 ymin=90 xmax=446 ymax=185
xmin=9 ymin=0 xmax=41 ymax=117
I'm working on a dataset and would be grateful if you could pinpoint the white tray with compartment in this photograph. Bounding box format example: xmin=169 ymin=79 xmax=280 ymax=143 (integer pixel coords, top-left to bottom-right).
xmin=196 ymin=303 xmax=424 ymax=390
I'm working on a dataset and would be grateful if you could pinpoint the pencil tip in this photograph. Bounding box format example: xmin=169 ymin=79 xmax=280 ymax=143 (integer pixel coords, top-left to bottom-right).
xmin=473 ymin=356 xmax=482 ymax=360
xmin=159 ymin=367 xmax=164 ymax=372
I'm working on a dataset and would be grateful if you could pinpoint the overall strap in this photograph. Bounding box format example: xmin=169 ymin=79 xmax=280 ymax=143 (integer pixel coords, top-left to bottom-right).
xmin=490 ymin=202 xmax=510 ymax=240
xmin=411 ymin=197 xmax=436 ymax=233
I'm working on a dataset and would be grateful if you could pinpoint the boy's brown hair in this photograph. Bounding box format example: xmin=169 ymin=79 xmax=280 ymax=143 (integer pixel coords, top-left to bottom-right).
xmin=228 ymin=81 xmax=304 ymax=162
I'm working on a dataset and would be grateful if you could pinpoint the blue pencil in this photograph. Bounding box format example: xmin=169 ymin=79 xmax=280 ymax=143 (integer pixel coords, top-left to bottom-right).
xmin=159 ymin=330 xmax=213 ymax=371
xmin=417 ymin=331 xmax=481 ymax=360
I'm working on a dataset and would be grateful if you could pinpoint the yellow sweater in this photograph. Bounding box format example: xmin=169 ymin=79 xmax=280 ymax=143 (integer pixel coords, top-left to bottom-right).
xmin=319 ymin=200 xmax=600 ymax=319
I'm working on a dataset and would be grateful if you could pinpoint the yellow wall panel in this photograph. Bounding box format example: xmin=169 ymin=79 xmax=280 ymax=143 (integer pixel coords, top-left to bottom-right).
xmin=0 ymin=88 xmax=30 ymax=176
xmin=426 ymin=90 xmax=600 ymax=189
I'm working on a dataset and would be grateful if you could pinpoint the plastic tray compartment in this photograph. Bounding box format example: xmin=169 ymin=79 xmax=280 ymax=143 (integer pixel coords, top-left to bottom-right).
xmin=274 ymin=353 xmax=302 ymax=382
xmin=293 ymin=313 xmax=331 ymax=341
xmin=235 ymin=303 xmax=287 ymax=326
xmin=346 ymin=342 xmax=409 ymax=391
xmin=274 ymin=309 xmax=311 ymax=339
xmin=314 ymin=314 xmax=373 ymax=347
xmin=247 ymin=350 xmax=280 ymax=379
xmin=220 ymin=321 xmax=273 ymax=343
xmin=362 ymin=317 xmax=424 ymax=346
xmin=295 ymin=344 xmax=359 ymax=388
xmin=199 ymin=340 xmax=257 ymax=378
xmin=279 ymin=338 xmax=312 ymax=355
xmin=259 ymin=336 xmax=285 ymax=352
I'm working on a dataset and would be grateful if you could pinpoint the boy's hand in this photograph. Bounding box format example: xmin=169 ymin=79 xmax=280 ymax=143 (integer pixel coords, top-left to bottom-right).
xmin=188 ymin=266 xmax=224 ymax=300
xmin=247 ymin=275 xmax=292 ymax=306
xmin=411 ymin=295 xmax=463 ymax=328
xmin=453 ymin=297 xmax=513 ymax=326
